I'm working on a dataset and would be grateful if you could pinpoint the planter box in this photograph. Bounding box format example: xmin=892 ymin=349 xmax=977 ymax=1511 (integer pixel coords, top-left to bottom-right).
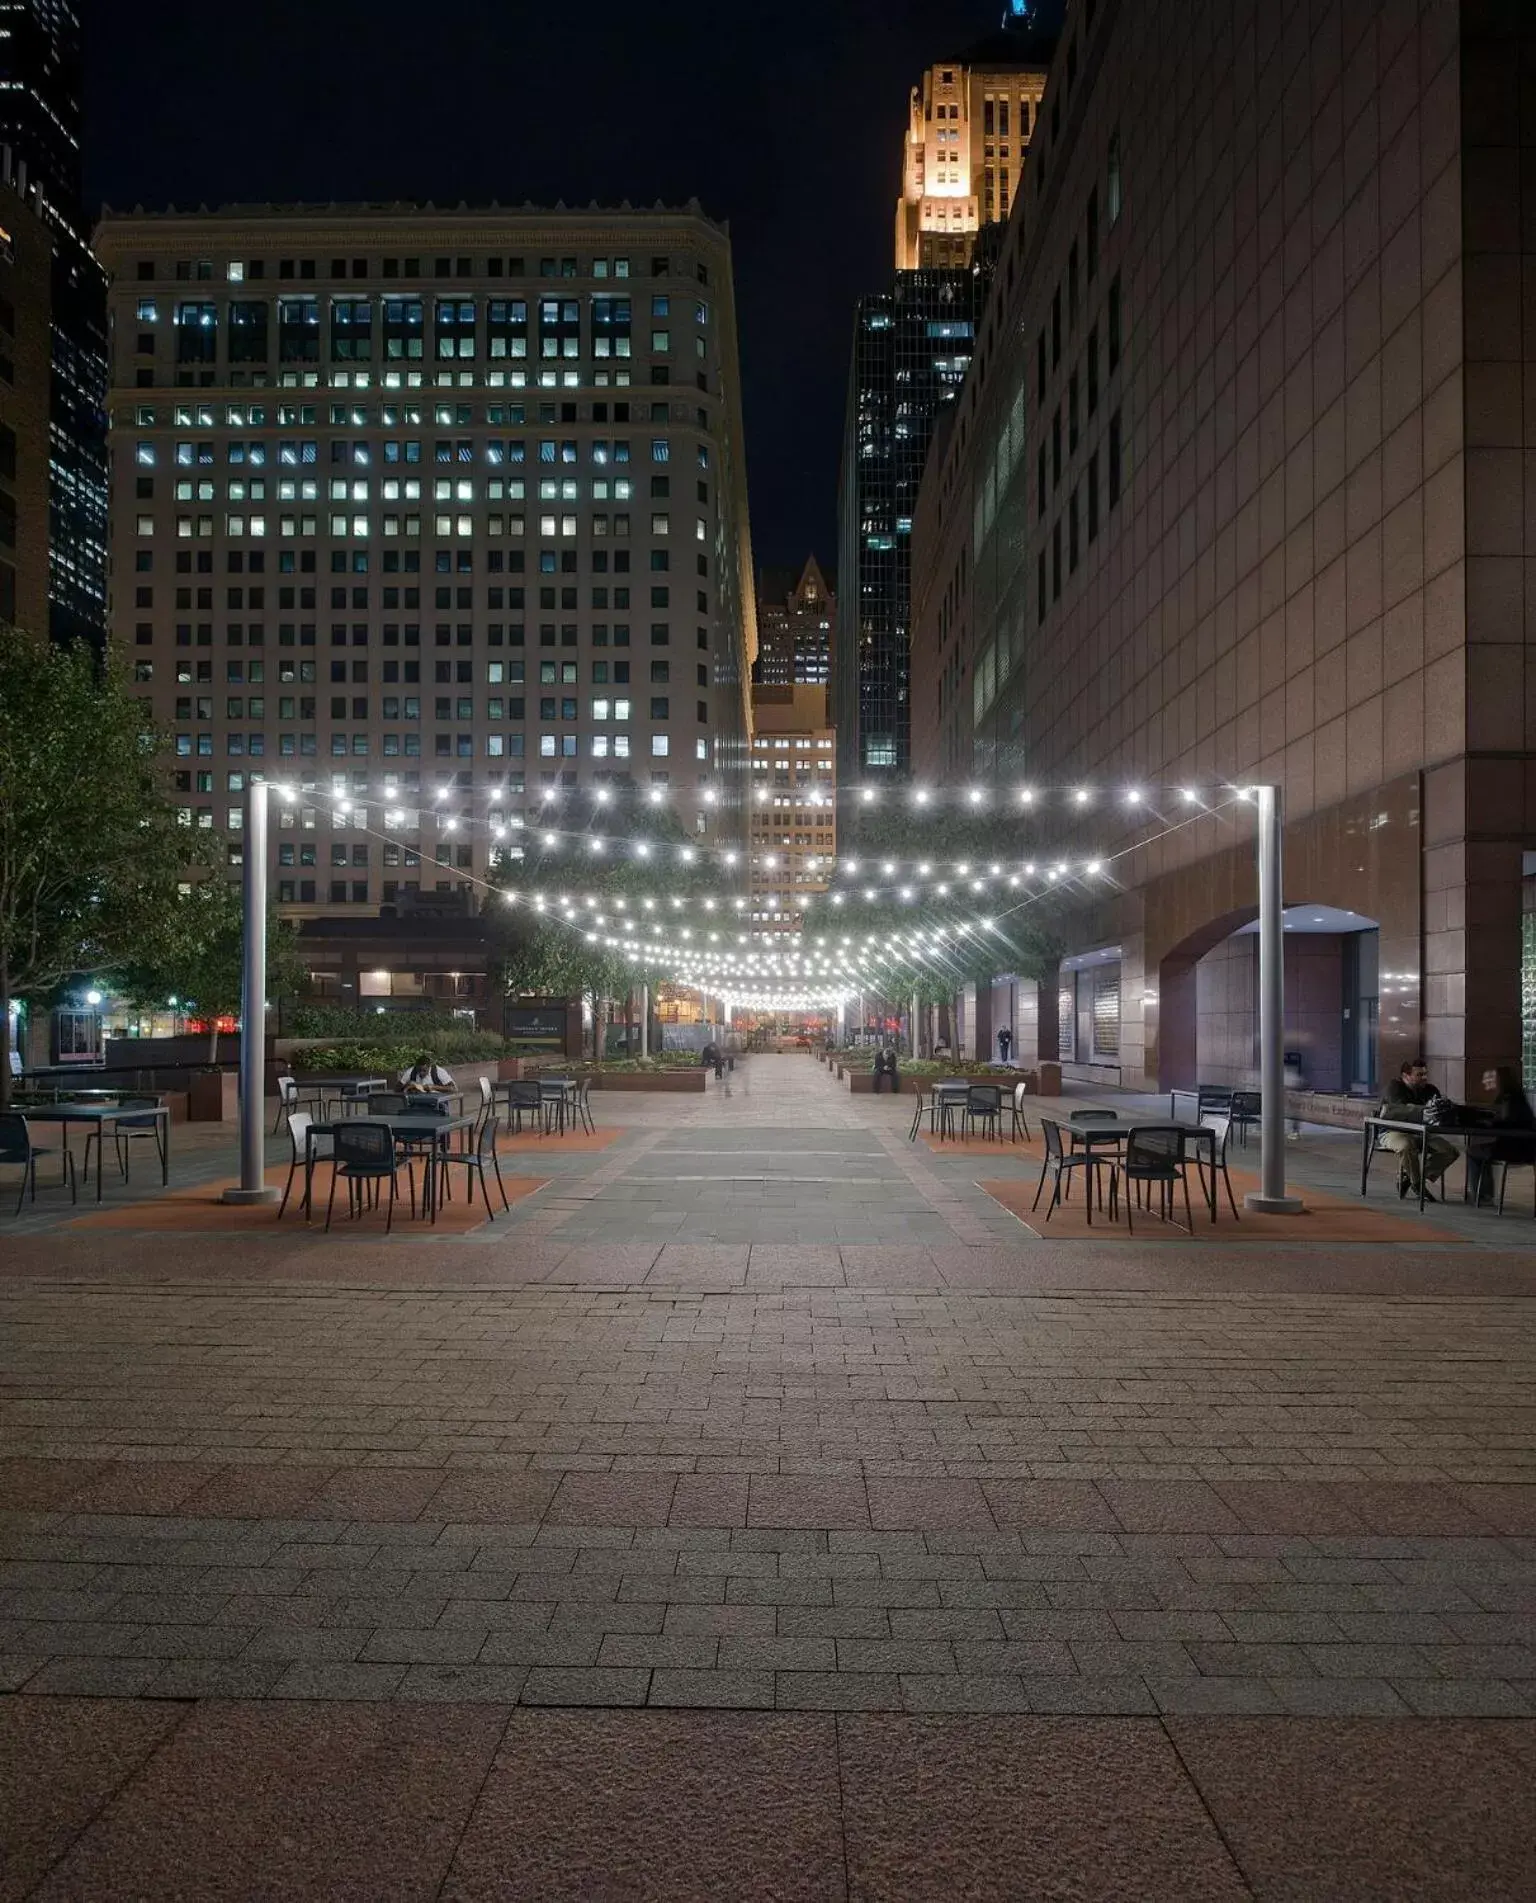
xmin=848 ymin=1071 xmax=1016 ymax=1096
xmin=187 ymin=1070 xmax=240 ymax=1122
xmin=588 ymin=1070 xmax=705 ymax=1092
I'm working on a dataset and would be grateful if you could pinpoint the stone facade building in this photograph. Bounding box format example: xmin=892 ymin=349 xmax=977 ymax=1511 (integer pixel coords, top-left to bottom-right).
xmin=93 ymin=204 xmax=756 ymax=930
xmin=748 ymin=684 xmax=836 ymax=937
xmin=910 ymin=0 xmax=1535 ymax=1099
xmin=754 ymin=555 xmax=833 ymax=686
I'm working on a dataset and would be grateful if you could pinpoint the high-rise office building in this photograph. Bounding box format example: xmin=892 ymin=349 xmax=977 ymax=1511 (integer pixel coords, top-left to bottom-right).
xmin=0 ymin=163 xmax=54 ymax=630
xmin=0 ymin=0 xmax=107 ymax=648
xmin=93 ymin=204 xmax=756 ymax=927
xmin=748 ymin=683 xmax=835 ymax=937
xmin=835 ymin=268 xmax=985 ymax=783
xmin=895 ymin=16 xmax=1052 ymax=270
xmin=0 ymin=0 xmax=84 ymax=221
xmin=835 ymin=4 xmax=1054 ymax=783
xmin=754 ymin=554 xmax=833 ymax=686
xmin=908 ymin=0 xmax=1536 ymax=1102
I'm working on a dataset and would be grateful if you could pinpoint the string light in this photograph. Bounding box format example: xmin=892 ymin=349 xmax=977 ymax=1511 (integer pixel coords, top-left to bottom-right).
xmin=252 ymin=777 xmax=1248 ymax=997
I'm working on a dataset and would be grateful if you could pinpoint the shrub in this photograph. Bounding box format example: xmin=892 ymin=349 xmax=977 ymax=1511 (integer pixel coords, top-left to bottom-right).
xmin=284 ymin=1003 xmax=481 ymax=1040
xmin=293 ymin=1031 xmax=509 ymax=1074
xmin=522 ymin=1053 xmax=702 ymax=1075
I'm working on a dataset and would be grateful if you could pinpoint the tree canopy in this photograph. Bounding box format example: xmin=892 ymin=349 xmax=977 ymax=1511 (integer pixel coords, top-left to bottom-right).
xmin=0 ymin=630 xmax=188 ymax=1105
xmin=114 ymin=880 xmax=305 ymax=1062
xmin=486 ymin=791 xmax=738 ymax=1008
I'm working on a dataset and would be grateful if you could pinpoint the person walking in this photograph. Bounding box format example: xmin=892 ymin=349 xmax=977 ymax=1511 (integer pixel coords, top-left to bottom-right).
xmin=997 ymin=1025 xmax=1013 ymax=1065
xmin=1380 ymin=1058 xmax=1457 ymax=1201
xmin=1463 ymin=1065 xmax=1536 ymax=1205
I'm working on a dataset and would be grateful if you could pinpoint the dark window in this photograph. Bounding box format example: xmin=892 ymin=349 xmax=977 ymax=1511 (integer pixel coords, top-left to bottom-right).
xmin=228 ymin=300 xmax=268 ymax=363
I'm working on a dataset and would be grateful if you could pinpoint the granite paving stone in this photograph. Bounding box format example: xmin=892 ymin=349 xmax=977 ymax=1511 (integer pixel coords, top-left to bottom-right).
xmin=2 ymin=1059 xmax=1534 ymax=1892
xmin=28 ymin=1699 xmax=505 ymax=1897
xmin=440 ymin=1710 xmax=844 ymax=1900
xmin=839 ymin=1715 xmax=1246 ymax=1897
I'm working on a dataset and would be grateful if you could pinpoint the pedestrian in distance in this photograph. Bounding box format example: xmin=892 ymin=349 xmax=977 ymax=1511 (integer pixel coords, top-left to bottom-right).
xmin=997 ymin=1025 xmax=1013 ymax=1064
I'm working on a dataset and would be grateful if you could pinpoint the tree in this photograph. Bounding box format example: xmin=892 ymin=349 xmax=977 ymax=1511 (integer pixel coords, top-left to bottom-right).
xmin=485 ymin=791 xmax=738 ymax=1056
xmin=0 ymin=630 xmax=188 ymax=1110
xmin=115 ymin=879 xmax=305 ymax=1063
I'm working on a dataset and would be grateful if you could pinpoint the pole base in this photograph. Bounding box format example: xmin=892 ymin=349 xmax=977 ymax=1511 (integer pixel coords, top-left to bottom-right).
xmin=1243 ymin=1193 xmax=1306 ymax=1214
xmin=221 ymin=1186 xmax=282 ymax=1205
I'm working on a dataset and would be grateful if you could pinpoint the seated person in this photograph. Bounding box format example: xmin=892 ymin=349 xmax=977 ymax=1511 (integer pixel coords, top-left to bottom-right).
xmin=699 ymin=1041 xmax=723 ymax=1077
xmin=1464 ymin=1065 xmax=1536 ymax=1205
xmin=1379 ymin=1057 xmax=1456 ymax=1200
xmin=871 ymin=1046 xmax=900 ymax=1093
xmin=399 ymin=1052 xmax=456 ymax=1095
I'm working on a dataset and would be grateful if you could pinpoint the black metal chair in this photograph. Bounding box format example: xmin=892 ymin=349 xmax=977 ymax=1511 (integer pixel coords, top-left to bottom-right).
xmin=540 ymin=1077 xmax=577 ymax=1135
xmin=963 ymin=1084 xmax=1004 ymax=1142
xmin=366 ymin=1092 xmax=410 ymax=1116
xmin=1111 ymin=1126 xmax=1196 ymax=1233
xmin=0 ymin=1112 xmax=76 ymax=1215
xmin=473 ymin=1075 xmax=495 ymax=1143
xmin=272 ymin=1074 xmax=299 ymax=1133
xmin=435 ymin=1112 xmax=510 ymax=1222
xmin=1495 ymin=1152 xmax=1536 ymax=1216
xmin=1070 ymin=1108 xmax=1119 ymax=1123
xmin=1230 ymin=1089 xmax=1261 ymax=1148
xmin=1010 ymin=1080 xmax=1034 ymax=1143
xmin=278 ymin=1110 xmax=332 ymax=1219
xmin=324 ymin=1121 xmax=407 ymax=1234
xmin=1032 ymin=1119 xmax=1102 ymax=1221
xmin=574 ymin=1076 xmax=596 ymax=1135
xmin=1196 ymin=1111 xmax=1241 ymax=1221
xmin=930 ymin=1084 xmax=968 ymax=1141
xmin=505 ymin=1079 xmax=545 ymax=1134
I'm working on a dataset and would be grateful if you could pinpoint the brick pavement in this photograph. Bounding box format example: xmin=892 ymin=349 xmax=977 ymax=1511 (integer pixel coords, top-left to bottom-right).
xmin=0 ymin=1055 xmax=1533 ymax=1894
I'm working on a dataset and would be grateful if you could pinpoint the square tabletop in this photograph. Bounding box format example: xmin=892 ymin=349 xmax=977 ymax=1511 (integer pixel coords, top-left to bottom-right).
xmin=310 ymin=1112 xmax=475 ymax=1140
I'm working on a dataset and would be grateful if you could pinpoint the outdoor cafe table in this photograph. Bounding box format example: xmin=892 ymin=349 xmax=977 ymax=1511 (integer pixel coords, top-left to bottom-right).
xmin=909 ymin=1079 xmax=977 ymax=1142
xmin=493 ymin=1077 xmax=575 ymax=1136
xmin=538 ymin=1077 xmax=580 ymax=1135
xmin=1359 ymin=1114 xmax=1503 ymax=1212
xmin=302 ymin=1112 xmax=475 ymax=1222
xmin=292 ymin=1074 xmax=388 ymax=1115
xmin=16 ymin=1101 xmax=171 ymax=1202
xmin=1038 ymin=1113 xmax=1222 ymax=1223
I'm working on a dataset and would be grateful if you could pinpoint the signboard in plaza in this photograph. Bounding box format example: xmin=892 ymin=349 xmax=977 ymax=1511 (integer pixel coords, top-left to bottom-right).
xmin=505 ymin=1004 xmax=567 ymax=1048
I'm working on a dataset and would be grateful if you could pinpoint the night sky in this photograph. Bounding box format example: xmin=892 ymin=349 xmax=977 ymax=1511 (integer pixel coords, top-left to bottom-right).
xmin=81 ymin=0 xmax=1004 ymax=577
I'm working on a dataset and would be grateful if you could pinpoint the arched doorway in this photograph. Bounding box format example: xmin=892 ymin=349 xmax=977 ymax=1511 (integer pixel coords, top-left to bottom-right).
xmin=1158 ymin=905 xmax=1381 ymax=1096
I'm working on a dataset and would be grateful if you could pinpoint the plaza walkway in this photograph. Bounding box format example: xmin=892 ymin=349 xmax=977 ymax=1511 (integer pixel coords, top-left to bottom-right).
xmin=1 ymin=1055 xmax=1533 ymax=1895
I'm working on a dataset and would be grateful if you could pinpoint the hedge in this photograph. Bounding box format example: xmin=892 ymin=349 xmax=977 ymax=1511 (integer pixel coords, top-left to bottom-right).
xmin=293 ymin=1031 xmax=509 ymax=1074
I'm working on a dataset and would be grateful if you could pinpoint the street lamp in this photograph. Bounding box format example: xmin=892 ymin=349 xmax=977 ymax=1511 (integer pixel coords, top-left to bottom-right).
xmin=223 ymin=780 xmax=279 ymax=1205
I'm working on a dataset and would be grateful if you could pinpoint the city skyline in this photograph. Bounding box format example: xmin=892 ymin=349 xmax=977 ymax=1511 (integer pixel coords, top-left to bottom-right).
xmin=78 ymin=0 xmax=1034 ymax=569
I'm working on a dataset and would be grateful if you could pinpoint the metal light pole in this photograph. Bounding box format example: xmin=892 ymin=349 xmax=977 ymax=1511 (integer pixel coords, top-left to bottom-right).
xmin=1244 ymin=783 xmax=1304 ymax=1214
xmin=223 ymin=779 xmax=280 ymax=1205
